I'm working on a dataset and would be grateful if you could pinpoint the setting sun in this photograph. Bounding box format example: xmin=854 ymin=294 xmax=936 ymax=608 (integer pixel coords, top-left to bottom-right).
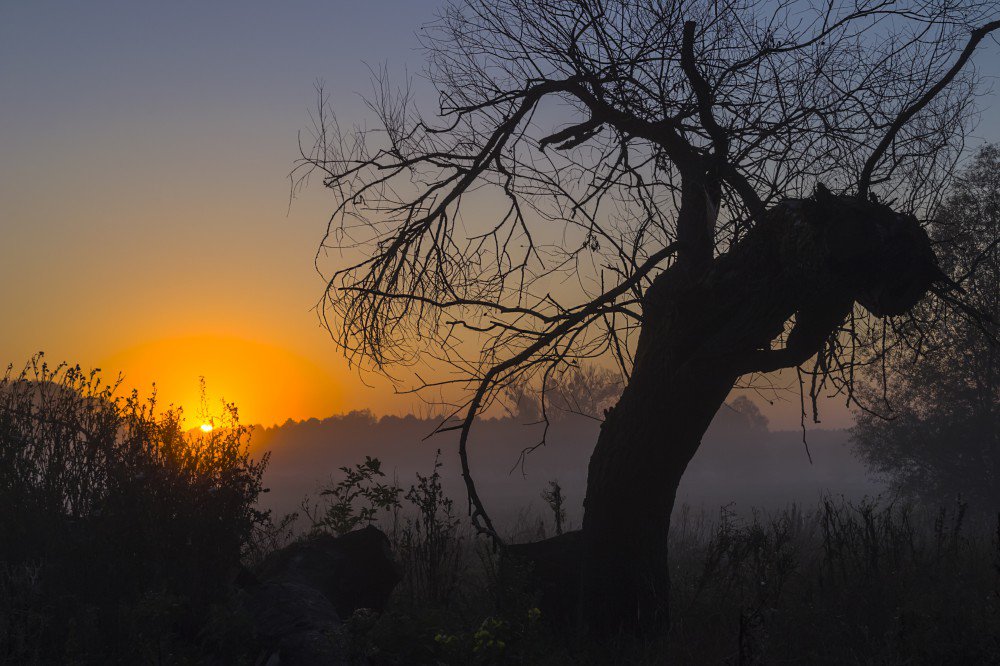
xmin=99 ymin=334 xmax=343 ymax=427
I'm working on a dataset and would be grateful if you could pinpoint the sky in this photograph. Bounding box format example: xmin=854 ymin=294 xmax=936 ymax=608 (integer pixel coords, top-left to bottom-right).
xmin=2 ymin=1 xmax=999 ymax=428
xmin=0 ymin=0 xmax=439 ymax=425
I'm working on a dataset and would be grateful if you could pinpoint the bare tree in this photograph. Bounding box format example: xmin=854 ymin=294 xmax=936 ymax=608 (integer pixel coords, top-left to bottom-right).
xmin=295 ymin=0 xmax=999 ymax=636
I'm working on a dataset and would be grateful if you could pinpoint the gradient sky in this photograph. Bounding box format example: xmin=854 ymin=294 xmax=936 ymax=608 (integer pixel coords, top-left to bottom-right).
xmin=2 ymin=1 xmax=999 ymax=428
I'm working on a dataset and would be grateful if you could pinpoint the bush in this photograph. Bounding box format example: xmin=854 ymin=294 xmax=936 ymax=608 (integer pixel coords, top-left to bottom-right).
xmin=307 ymin=455 xmax=402 ymax=536
xmin=0 ymin=355 xmax=270 ymax=663
xmin=309 ymin=450 xmax=467 ymax=609
xmin=396 ymin=450 xmax=465 ymax=606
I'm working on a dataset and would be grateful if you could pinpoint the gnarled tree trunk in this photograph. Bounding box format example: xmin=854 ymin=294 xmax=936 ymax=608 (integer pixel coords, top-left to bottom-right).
xmin=577 ymin=190 xmax=941 ymax=636
xmin=581 ymin=336 xmax=734 ymax=635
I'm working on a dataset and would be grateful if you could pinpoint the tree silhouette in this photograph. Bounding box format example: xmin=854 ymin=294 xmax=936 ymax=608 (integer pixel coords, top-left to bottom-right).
xmin=505 ymin=363 xmax=622 ymax=422
xmin=853 ymin=145 xmax=1000 ymax=509
xmin=296 ymin=0 xmax=999 ymax=635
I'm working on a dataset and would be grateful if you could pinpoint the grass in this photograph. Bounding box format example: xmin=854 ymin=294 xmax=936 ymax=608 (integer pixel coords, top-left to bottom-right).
xmin=347 ymin=495 xmax=1000 ymax=665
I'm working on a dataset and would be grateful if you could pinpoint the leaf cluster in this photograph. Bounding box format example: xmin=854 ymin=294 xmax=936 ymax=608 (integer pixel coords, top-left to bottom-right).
xmin=314 ymin=455 xmax=404 ymax=536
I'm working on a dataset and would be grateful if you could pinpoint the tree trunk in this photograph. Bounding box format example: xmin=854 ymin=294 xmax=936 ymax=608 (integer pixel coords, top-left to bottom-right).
xmin=580 ymin=344 xmax=735 ymax=635
xmin=577 ymin=191 xmax=941 ymax=636
xmin=579 ymin=263 xmax=756 ymax=636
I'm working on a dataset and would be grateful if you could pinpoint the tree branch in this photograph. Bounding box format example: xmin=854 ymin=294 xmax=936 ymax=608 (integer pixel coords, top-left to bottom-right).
xmin=448 ymin=241 xmax=679 ymax=543
xmin=680 ymin=21 xmax=729 ymax=160
xmin=858 ymin=20 xmax=1000 ymax=199
xmin=737 ymin=300 xmax=852 ymax=375
xmin=681 ymin=20 xmax=767 ymax=223
xmin=539 ymin=118 xmax=604 ymax=151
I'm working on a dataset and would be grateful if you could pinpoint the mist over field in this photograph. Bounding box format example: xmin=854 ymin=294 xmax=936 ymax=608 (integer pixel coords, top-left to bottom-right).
xmin=253 ymin=401 xmax=878 ymax=531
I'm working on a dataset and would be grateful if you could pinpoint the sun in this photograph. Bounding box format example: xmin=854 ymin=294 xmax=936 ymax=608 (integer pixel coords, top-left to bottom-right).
xmin=200 ymin=423 xmax=213 ymax=433
xmin=101 ymin=334 xmax=344 ymax=427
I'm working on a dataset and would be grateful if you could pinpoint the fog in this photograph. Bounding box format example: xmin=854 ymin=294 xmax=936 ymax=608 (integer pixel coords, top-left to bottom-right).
xmin=252 ymin=399 xmax=879 ymax=531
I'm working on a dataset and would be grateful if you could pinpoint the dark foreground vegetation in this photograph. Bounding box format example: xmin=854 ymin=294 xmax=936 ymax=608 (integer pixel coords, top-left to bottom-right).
xmin=0 ymin=357 xmax=271 ymax=663
xmin=2 ymin=358 xmax=999 ymax=664
xmin=331 ymin=491 xmax=1000 ymax=665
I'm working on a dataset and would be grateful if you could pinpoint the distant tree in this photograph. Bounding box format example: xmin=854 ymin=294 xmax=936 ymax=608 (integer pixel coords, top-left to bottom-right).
xmin=506 ymin=363 xmax=622 ymax=422
xmin=547 ymin=364 xmax=623 ymax=420
xmin=298 ymin=0 xmax=999 ymax=636
xmin=728 ymin=395 xmax=769 ymax=433
xmin=853 ymin=145 xmax=1000 ymax=509
xmin=503 ymin=374 xmax=543 ymax=423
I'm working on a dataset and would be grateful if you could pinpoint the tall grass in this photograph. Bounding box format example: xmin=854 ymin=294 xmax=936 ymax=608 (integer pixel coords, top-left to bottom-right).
xmin=666 ymin=498 xmax=999 ymax=664
xmin=345 ymin=491 xmax=1000 ymax=665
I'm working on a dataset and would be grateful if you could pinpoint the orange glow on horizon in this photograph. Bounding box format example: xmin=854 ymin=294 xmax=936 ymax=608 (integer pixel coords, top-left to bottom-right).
xmin=100 ymin=334 xmax=342 ymax=427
